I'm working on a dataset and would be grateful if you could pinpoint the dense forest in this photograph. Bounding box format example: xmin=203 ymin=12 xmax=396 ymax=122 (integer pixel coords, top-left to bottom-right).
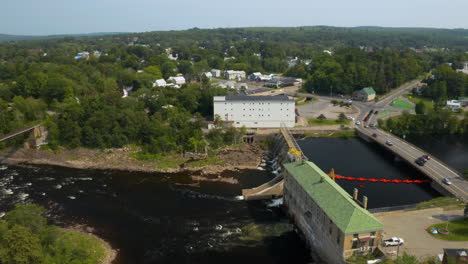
xmin=1 ymin=27 xmax=468 ymax=151
xmin=421 ymin=63 xmax=468 ymax=103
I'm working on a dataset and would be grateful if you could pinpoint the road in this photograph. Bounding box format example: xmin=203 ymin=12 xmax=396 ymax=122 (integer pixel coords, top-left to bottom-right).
xmin=357 ymin=126 xmax=468 ymax=202
xmin=288 ymin=78 xmax=468 ymax=202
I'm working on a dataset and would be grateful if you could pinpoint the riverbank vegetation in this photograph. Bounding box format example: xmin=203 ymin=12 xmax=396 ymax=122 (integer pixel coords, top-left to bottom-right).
xmin=378 ymin=109 xmax=468 ymax=136
xmin=0 ymin=204 xmax=107 ymax=264
xmin=426 ymin=217 xmax=468 ymax=241
xmin=415 ymin=197 xmax=466 ymax=211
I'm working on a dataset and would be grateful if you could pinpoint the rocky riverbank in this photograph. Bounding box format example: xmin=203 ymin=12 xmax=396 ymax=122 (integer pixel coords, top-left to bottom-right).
xmin=0 ymin=143 xmax=266 ymax=176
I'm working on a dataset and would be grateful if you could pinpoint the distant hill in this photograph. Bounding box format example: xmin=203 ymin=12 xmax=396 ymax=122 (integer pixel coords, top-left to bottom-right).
xmin=0 ymin=32 xmax=125 ymax=42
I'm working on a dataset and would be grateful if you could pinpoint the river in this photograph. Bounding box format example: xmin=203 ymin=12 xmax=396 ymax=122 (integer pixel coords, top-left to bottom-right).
xmin=0 ymin=165 xmax=312 ymax=264
xmin=0 ymin=135 xmax=466 ymax=263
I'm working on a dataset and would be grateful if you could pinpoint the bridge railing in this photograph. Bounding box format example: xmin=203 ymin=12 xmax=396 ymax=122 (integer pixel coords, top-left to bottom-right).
xmin=0 ymin=125 xmax=39 ymax=142
xmin=280 ymin=122 xmax=309 ymax=161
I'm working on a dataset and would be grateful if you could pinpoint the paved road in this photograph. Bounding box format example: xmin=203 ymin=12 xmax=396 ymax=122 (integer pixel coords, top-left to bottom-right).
xmin=357 ymin=126 xmax=468 ymax=202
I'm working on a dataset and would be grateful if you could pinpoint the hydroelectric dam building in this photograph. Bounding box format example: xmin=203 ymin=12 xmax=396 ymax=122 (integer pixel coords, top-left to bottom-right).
xmin=283 ymin=161 xmax=384 ymax=263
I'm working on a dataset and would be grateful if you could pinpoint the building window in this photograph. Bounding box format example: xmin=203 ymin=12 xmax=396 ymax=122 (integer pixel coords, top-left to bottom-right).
xmin=370 ymin=232 xmax=375 ymax=237
xmin=369 ymin=238 xmax=374 ymax=247
xmin=353 ymin=234 xmax=358 ymax=239
xmin=236 ymin=122 xmax=240 ymax=124
xmin=352 ymin=240 xmax=358 ymax=249
xmin=336 ymin=234 xmax=341 ymax=245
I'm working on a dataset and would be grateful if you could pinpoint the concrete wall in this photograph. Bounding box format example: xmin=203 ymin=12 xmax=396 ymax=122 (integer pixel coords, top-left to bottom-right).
xmin=284 ymin=173 xmax=346 ymax=264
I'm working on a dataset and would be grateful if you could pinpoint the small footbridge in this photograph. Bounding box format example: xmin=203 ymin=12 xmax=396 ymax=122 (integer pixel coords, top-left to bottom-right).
xmin=0 ymin=124 xmax=48 ymax=148
xmin=242 ymin=124 xmax=306 ymax=200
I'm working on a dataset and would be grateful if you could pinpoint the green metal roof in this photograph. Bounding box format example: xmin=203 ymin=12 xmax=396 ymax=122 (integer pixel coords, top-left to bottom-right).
xmin=283 ymin=161 xmax=384 ymax=234
xmin=362 ymin=87 xmax=376 ymax=96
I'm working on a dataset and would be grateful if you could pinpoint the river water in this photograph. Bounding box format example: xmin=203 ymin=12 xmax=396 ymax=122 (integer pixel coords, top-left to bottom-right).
xmin=0 ymin=165 xmax=312 ymax=264
xmin=0 ymin=135 xmax=466 ymax=263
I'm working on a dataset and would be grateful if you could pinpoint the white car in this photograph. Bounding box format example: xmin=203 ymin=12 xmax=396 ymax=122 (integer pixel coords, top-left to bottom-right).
xmin=384 ymin=237 xmax=404 ymax=247
xmin=386 ymin=140 xmax=394 ymax=146
xmin=442 ymin=178 xmax=452 ymax=185
xmin=356 ymin=121 xmax=361 ymax=125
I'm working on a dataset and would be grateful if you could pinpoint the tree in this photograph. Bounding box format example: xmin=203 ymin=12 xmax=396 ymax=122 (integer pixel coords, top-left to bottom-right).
xmin=0 ymin=225 xmax=44 ymax=264
xmin=4 ymin=204 xmax=47 ymax=235
xmin=415 ymin=101 xmax=426 ymax=115
xmin=317 ymin=114 xmax=327 ymax=120
xmin=338 ymin=113 xmax=347 ymax=121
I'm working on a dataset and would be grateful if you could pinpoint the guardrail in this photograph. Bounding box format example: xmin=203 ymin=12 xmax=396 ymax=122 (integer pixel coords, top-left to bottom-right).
xmin=368 ymin=203 xmax=418 ymax=214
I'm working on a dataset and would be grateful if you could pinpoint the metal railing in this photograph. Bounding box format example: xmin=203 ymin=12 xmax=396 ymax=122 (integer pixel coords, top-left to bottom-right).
xmin=280 ymin=122 xmax=309 ymax=161
xmin=368 ymin=203 xmax=418 ymax=214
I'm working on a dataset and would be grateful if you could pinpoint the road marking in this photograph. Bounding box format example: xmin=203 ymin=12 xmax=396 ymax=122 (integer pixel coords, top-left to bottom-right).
xmin=370 ymin=131 xmax=468 ymax=197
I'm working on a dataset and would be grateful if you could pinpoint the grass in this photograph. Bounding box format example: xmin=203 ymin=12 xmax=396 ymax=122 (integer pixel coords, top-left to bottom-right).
xmin=415 ymin=197 xmax=466 ymax=210
xmin=405 ymin=94 xmax=434 ymax=110
xmin=130 ymin=152 xmax=188 ymax=170
xmin=390 ymin=98 xmax=415 ymax=110
xmin=463 ymin=169 xmax=468 ymax=179
xmin=378 ymin=110 xmax=397 ymax=116
xmin=186 ymin=156 xmax=226 ymax=168
xmin=308 ymin=118 xmax=350 ymax=126
xmin=426 ymin=217 xmax=468 ymax=241
xmin=304 ymin=131 xmax=357 ymax=138
xmin=296 ymin=97 xmax=317 ymax=106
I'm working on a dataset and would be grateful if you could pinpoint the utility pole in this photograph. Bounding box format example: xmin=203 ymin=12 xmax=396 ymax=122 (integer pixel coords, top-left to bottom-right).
xmin=330 ymin=85 xmax=333 ymax=97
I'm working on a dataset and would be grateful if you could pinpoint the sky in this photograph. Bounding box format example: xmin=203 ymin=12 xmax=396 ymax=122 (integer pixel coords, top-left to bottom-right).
xmin=2 ymin=0 xmax=468 ymax=35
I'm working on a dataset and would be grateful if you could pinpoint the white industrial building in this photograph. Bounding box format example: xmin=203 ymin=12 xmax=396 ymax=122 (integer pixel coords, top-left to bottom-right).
xmin=168 ymin=76 xmax=186 ymax=85
xmin=213 ymin=95 xmax=295 ymax=128
xmin=224 ymin=70 xmax=246 ymax=80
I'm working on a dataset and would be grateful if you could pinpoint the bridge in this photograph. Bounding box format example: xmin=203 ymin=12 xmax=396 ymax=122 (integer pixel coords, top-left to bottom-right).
xmin=242 ymin=124 xmax=306 ymax=200
xmin=356 ymin=127 xmax=468 ymax=202
xmin=0 ymin=125 xmax=48 ymax=148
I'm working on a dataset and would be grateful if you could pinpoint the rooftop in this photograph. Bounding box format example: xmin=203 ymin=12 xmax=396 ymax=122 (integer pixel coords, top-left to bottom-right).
xmin=218 ymin=95 xmax=293 ymax=102
xmin=283 ymin=161 xmax=384 ymax=234
xmin=362 ymin=87 xmax=376 ymax=95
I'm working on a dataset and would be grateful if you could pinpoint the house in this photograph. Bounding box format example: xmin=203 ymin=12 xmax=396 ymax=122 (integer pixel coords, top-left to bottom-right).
xmin=153 ymin=79 xmax=167 ymax=87
xmin=213 ymin=95 xmax=295 ymax=128
xmin=456 ymin=62 xmax=468 ymax=75
xmin=75 ymin=51 xmax=90 ymax=59
xmin=202 ymin=72 xmax=213 ymax=79
xmin=458 ymin=97 xmax=468 ymax=107
xmin=323 ymin=50 xmax=333 ymax=55
xmin=168 ymin=76 xmax=186 ymax=85
xmin=283 ymin=161 xmax=384 ymax=263
xmin=248 ymin=72 xmax=262 ymax=80
xmin=442 ymin=249 xmax=468 ymax=264
xmin=211 ymin=69 xmax=222 ymax=78
xmin=446 ymin=100 xmax=461 ymax=112
xmin=352 ymin=87 xmax=376 ymax=102
xmin=224 ymin=70 xmax=246 ymax=80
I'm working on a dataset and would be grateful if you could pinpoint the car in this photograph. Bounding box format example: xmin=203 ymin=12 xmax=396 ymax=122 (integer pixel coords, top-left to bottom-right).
xmin=386 ymin=140 xmax=394 ymax=146
xmin=355 ymin=121 xmax=361 ymax=125
xmin=442 ymin=178 xmax=452 ymax=185
xmin=372 ymin=133 xmax=378 ymax=138
xmin=384 ymin=237 xmax=404 ymax=247
xmin=415 ymin=157 xmax=426 ymax=166
xmin=363 ymin=117 xmax=369 ymax=122
xmin=364 ymin=124 xmax=369 ymax=128
xmin=374 ymin=110 xmax=379 ymax=114
xmin=423 ymin=155 xmax=431 ymax=161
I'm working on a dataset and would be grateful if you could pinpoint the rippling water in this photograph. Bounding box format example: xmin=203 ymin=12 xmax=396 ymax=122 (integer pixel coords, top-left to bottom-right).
xmin=0 ymin=164 xmax=313 ymax=264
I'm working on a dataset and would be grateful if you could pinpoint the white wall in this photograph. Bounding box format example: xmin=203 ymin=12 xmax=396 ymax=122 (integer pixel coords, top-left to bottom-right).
xmin=213 ymin=96 xmax=295 ymax=128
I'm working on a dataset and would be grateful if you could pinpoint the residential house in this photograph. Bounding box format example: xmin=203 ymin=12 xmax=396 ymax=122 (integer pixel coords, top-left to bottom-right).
xmin=446 ymin=100 xmax=461 ymax=112
xmin=213 ymin=95 xmax=295 ymax=128
xmin=224 ymin=70 xmax=246 ymax=80
xmin=202 ymin=72 xmax=213 ymax=79
xmin=458 ymin=97 xmax=468 ymax=107
xmin=352 ymin=87 xmax=376 ymax=102
xmin=168 ymin=76 xmax=186 ymax=85
xmin=248 ymin=72 xmax=262 ymax=80
xmin=153 ymin=79 xmax=167 ymax=87
xmin=211 ymin=69 xmax=222 ymax=78
xmin=442 ymin=249 xmax=468 ymax=264
xmin=283 ymin=161 xmax=384 ymax=264
xmin=456 ymin=62 xmax=468 ymax=75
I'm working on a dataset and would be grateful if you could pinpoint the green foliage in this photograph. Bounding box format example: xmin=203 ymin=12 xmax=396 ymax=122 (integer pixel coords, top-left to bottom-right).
xmin=308 ymin=118 xmax=349 ymax=125
xmin=381 ymin=109 xmax=467 ymax=136
xmin=0 ymin=204 xmax=106 ymax=264
xmin=317 ymin=114 xmax=327 ymax=120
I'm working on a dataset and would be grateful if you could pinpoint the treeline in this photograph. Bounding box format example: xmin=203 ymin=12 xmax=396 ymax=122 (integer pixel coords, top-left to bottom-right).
xmin=420 ymin=63 xmax=468 ymax=102
xmin=378 ymin=110 xmax=468 ymax=136
xmin=0 ymin=204 xmax=106 ymax=264
xmin=293 ymin=48 xmax=429 ymax=95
